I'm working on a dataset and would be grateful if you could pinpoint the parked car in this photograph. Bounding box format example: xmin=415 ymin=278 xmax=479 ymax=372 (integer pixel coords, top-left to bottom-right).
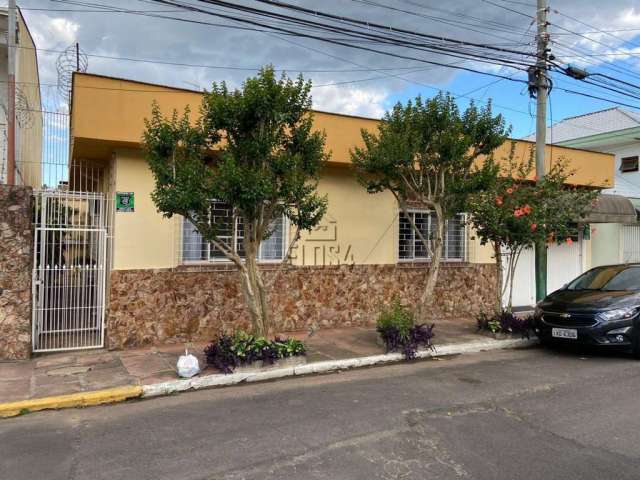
xmin=535 ymin=264 xmax=640 ymax=357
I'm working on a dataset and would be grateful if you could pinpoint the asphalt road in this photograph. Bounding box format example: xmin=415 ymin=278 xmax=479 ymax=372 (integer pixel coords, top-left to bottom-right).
xmin=3 ymin=345 xmax=640 ymax=480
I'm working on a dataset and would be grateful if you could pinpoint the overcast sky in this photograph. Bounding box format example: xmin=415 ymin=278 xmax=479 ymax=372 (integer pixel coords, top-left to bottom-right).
xmin=14 ymin=0 xmax=640 ymax=137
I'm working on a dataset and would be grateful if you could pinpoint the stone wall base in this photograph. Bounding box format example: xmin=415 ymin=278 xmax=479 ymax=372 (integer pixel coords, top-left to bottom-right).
xmin=0 ymin=185 xmax=33 ymax=360
xmin=107 ymin=263 xmax=497 ymax=349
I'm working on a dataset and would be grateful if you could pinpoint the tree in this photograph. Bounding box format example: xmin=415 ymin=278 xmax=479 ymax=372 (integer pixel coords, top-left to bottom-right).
xmin=143 ymin=66 xmax=328 ymax=337
xmin=467 ymin=150 xmax=600 ymax=312
xmin=351 ymin=93 xmax=509 ymax=317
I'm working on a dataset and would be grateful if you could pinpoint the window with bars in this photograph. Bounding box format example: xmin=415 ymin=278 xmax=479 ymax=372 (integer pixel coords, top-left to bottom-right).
xmin=398 ymin=210 xmax=466 ymax=261
xmin=620 ymin=156 xmax=639 ymax=173
xmin=182 ymin=201 xmax=285 ymax=263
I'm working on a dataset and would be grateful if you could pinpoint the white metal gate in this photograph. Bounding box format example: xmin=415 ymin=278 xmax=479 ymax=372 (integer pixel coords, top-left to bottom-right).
xmin=622 ymin=225 xmax=640 ymax=263
xmin=32 ymin=190 xmax=108 ymax=352
xmin=503 ymin=235 xmax=584 ymax=308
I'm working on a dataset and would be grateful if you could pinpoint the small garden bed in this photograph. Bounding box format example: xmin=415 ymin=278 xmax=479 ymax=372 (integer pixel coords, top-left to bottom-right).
xmin=204 ymin=331 xmax=306 ymax=374
xmin=476 ymin=310 xmax=535 ymax=339
xmin=376 ymin=299 xmax=435 ymax=360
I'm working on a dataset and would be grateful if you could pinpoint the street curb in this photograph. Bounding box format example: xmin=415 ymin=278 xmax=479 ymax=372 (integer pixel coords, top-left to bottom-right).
xmin=0 ymin=385 xmax=143 ymax=418
xmin=142 ymin=337 xmax=538 ymax=398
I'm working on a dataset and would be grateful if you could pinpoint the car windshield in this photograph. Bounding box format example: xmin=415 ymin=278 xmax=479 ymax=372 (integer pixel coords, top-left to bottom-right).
xmin=567 ymin=266 xmax=640 ymax=291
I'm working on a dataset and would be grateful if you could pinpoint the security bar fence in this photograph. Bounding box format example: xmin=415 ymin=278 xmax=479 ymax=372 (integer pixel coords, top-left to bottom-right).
xmin=0 ymin=107 xmax=115 ymax=352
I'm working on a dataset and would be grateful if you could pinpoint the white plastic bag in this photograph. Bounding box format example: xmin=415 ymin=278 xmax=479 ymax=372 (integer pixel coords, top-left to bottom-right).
xmin=177 ymin=349 xmax=201 ymax=378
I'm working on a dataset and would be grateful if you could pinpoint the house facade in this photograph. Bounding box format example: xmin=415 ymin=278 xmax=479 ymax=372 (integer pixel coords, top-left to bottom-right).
xmin=54 ymin=72 xmax=615 ymax=351
xmin=527 ymin=108 xmax=640 ymax=268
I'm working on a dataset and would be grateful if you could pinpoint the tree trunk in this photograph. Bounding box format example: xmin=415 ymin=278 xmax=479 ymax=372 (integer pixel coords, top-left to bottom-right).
xmin=493 ymin=241 xmax=504 ymax=314
xmin=417 ymin=204 xmax=445 ymax=320
xmin=240 ymin=240 xmax=272 ymax=337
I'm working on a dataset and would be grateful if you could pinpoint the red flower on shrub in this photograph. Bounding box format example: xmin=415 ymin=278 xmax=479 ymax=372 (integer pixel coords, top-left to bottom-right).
xmin=530 ymin=223 xmax=537 ymax=231
xmin=566 ymin=237 xmax=574 ymax=246
xmin=495 ymin=195 xmax=503 ymax=206
xmin=522 ymin=204 xmax=532 ymax=214
xmin=506 ymin=187 xmax=514 ymax=194
xmin=514 ymin=208 xmax=524 ymax=217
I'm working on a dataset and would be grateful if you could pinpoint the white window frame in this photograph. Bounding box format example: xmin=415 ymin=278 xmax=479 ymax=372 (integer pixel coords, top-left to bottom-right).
xmin=181 ymin=204 xmax=288 ymax=265
xmin=397 ymin=208 xmax=467 ymax=263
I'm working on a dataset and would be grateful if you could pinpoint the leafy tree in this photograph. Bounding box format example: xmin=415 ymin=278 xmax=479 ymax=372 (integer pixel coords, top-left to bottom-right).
xmin=143 ymin=67 xmax=328 ymax=337
xmin=351 ymin=93 xmax=509 ymax=317
xmin=467 ymin=150 xmax=600 ymax=312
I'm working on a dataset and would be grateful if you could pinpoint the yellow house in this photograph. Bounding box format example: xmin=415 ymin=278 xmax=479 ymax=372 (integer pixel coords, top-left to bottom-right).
xmin=69 ymin=72 xmax=614 ymax=349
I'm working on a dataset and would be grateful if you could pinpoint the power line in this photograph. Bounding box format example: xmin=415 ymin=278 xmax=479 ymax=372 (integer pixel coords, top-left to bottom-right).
xmin=142 ymin=0 xmax=532 ymax=82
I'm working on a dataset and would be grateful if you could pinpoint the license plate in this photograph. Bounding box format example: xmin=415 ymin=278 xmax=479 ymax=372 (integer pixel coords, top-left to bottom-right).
xmin=552 ymin=328 xmax=578 ymax=340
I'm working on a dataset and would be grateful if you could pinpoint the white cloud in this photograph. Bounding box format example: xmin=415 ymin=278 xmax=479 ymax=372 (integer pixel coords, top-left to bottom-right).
xmin=311 ymin=84 xmax=387 ymax=118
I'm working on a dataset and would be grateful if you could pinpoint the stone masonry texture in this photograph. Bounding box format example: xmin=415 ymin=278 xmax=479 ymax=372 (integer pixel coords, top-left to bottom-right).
xmin=0 ymin=185 xmax=33 ymax=359
xmin=107 ymin=263 xmax=497 ymax=349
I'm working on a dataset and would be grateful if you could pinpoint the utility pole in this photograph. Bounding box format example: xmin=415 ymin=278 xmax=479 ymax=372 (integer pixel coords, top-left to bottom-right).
xmin=6 ymin=0 xmax=16 ymax=185
xmin=534 ymin=0 xmax=549 ymax=301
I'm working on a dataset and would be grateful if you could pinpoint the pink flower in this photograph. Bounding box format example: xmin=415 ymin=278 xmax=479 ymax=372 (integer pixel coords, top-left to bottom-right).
xmin=514 ymin=209 xmax=524 ymax=218
xmin=506 ymin=187 xmax=514 ymax=194
xmin=522 ymin=204 xmax=532 ymax=215
xmin=530 ymin=223 xmax=537 ymax=231
xmin=566 ymin=238 xmax=574 ymax=246
xmin=495 ymin=196 xmax=503 ymax=206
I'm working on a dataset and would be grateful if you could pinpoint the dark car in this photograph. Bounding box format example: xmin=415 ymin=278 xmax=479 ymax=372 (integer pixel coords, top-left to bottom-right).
xmin=535 ymin=264 xmax=640 ymax=357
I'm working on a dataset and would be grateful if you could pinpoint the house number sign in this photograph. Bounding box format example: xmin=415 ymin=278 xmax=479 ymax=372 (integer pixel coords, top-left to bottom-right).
xmin=116 ymin=192 xmax=135 ymax=212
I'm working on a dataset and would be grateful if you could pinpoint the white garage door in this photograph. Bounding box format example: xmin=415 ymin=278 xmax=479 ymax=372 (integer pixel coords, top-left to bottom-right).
xmin=503 ymin=237 xmax=583 ymax=308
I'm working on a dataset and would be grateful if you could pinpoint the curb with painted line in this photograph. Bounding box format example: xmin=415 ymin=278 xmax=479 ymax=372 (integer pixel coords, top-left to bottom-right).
xmin=142 ymin=337 xmax=538 ymax=398
xmin=0 ymin=385 xmax=143 ymax=418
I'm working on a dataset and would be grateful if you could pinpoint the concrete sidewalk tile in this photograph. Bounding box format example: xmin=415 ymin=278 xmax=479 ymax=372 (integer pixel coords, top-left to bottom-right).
xmin=0 ymin=379 xmax=31 ymax=402
xmin=120 ymin=353 xmax=174 ymax=377
xmin=0 ymin=361 xmax=35 ymax=381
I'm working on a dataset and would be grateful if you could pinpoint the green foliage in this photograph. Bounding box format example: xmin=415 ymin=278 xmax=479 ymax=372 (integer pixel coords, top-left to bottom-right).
xmin=204 ymin=331 xmax=306 ymax=374
xmin=376 ymin=298 xmax=415 ymax=341
xmin=142 ymin=65 xmax=329 ymax=249
xmin=467 ymin=150 xmax=600 ymax=310
xmin=351 ymin=93 xmax=510 ymax=218
xmin=143 ymin=66 xmax=330 ymax=336
xmin=467 ymin=151 xmax=600 ymax=250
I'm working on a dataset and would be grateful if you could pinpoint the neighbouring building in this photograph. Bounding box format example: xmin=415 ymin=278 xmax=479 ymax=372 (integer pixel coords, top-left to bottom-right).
xmin=526 ymin=107 xmax=640 ymax=269
xmin=0 ymin=6 xmax=42 ymax=186
xmin=0 ymin=7 xmax=42 ymax=360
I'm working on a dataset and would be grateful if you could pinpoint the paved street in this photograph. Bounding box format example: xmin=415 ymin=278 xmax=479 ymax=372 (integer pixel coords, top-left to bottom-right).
xmin=2 ymin=346 xmax=640 ymax=479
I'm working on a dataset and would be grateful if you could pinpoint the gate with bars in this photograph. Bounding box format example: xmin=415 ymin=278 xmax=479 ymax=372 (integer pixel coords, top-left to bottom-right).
xmin=31 ymin=189 xmax=108 ymax=352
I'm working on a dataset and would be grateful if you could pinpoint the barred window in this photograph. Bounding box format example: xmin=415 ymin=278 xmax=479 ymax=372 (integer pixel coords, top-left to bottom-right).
xmin=182 ymin=201 xmax=285 ymax=262
xmin=398 ymin=210 xmax=466 ymax=261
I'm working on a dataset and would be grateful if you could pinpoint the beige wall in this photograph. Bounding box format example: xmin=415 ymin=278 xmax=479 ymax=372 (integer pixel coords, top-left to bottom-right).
xmin=293 ymin=165 xmax=397 ymax=266
xmin=109 ymin=156 xmax=489 ymax=270
xmin=112 ymin=149 xmax=178 ymax=270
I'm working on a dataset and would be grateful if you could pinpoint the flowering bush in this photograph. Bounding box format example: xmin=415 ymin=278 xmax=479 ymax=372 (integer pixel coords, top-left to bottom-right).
xmin=204 ymin=331 xmax=306 ymax=374
xmin=467 ymin=148 xmax=600 ymax=311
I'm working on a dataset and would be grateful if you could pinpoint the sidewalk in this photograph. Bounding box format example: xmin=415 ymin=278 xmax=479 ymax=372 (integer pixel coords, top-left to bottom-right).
xmin=0 ymin=320 xmax=533 ymax=409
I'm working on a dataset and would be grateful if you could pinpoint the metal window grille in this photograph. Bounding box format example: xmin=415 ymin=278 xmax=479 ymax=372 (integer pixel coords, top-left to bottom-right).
xmin=181 ymin=201 xmax=286 ymax=263
xmin=398 ymin=210 xmax=466 ymax=261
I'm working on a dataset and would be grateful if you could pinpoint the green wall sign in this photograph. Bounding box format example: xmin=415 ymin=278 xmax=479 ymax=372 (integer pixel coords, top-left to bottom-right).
xmin=116 ymin=192 xmax=135 ymax=212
